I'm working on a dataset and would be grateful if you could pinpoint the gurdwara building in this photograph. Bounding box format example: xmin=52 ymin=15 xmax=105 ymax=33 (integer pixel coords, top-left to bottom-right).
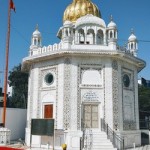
xmin=22 ymin=0 xmax=146 ymax=149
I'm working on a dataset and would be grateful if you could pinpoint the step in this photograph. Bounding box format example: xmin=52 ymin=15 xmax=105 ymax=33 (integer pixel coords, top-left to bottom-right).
xmin=92 ymin=142 xmax=114 ymax=145
xmin=92 ymin=144 xmax=114 ymax=148
xmin=92 ymin=134 xmax=108 ymax=137
xmin=84 ymin=137 xmax=112 ymax=141
xmin=83 ymin=130 xmax=117 ymax=150
xmin=85 ymin=130 xmax=105 ymax=134
xmin=92 ymin=139 xmax=112 ymax=143
xmin=85 ymin=134 xmax=108 ymax=137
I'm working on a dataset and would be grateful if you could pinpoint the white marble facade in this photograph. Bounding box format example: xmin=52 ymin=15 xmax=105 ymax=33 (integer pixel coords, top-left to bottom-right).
xmin=22 ymin=0 xmax=146 ymax=149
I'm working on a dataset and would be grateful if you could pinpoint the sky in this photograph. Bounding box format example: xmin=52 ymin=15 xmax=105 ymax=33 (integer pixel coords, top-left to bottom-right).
xmin=0 ymin=0 xmax=150 ymax=86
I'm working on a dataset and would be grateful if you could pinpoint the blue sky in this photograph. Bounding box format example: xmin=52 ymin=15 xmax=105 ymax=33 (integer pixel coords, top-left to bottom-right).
xmin=0 ymin=0 xmax=150 ymax=86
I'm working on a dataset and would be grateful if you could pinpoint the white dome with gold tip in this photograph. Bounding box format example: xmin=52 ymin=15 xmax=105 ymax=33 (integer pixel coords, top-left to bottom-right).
xmin=107 ymin=21 xmax=117 ymax=29
xmin=32 ymin=25 xmax=41 ymax=38
xmin=128 ymin=33 xmax=137 ymax=41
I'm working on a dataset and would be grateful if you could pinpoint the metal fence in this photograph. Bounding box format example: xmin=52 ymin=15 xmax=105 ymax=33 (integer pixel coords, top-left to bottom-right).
xmin=140 ymin=120 xmax=150 ymax=129
xmin=101 ymin=119 xmax=124 ymax=150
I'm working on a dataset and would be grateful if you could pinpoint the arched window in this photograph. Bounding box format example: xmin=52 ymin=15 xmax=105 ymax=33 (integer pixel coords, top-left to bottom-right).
xmin=97 ymin=29 xmax=104 ymax=45
xmin=73 ymin=29 xmax=75 ymax=34
xmin=65 ymin=29 xmax=68 ymax=36
xmin=131 ymin=43 xmax=133 ymax=49
xmin=34 ymin=39 xmax=36 ymax=45
xmin=110 ymin=31 xmax=113 ymax=38
xmin=87 ymin=29 xmax=95 ymax=44
xmin=114 ymin=31 xmax=116 ymax=38
xmin=38 ymin=38 xmax=40 ymax=46
xmin=78 ymin=28 xmax=85 ymax=44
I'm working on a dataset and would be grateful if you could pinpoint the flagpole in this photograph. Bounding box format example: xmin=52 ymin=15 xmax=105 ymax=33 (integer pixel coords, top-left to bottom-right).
xmin=2 ymin=0 xmax=11 ymax=127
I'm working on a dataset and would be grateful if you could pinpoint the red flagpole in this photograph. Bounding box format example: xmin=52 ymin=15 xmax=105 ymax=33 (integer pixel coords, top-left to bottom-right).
xmin=2 ymin=0 xmax=11 ymax=127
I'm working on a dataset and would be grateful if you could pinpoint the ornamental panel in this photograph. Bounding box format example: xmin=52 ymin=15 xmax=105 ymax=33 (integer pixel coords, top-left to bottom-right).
xmin=39 ymin=66 xmax=58 ymax=128
xmin=80 ymin=66 xmax=103 ymax=88
xmin=112 ymin=60 xmax=119 ymax=130
xmin=122 ymin=68 xmax=136 ymax=130
xmin=63 ymin=58 xmax=71 ymax=129
xmin=40 ymin=67 xmax=56 ymax=89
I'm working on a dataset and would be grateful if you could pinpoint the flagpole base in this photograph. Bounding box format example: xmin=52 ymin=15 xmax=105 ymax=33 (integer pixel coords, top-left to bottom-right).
xmin=0 ymin=128 xmax=11 ymax=145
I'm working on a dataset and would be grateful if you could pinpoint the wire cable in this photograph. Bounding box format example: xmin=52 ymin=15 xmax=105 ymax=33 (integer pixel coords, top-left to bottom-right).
xmin=11 ymin=24 xmax=30 ymax=45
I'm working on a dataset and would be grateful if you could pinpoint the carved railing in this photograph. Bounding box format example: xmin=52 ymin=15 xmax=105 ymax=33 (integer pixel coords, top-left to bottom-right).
xmin=101 ymin=119 xmax=124 ymax=150
xmin=80 ymin=129 xmax=93 ymax=150
xmin=80 ymin=119 xmax=85 ymax=150
xmin=30 ymin=43 xmax=62 ymax=56
xmin=85 ymin=129 xmax=93 ymax=150
xmin=38 ymin=43 xmax=62 ymax=54
xmin=0 ymin=128 xmax=11 ymax=145
xmin=80 ymin=120 xmax=93 ymax=150
xmin=117 ymin=45 xmax=134 ymax=56
xmin=80 ymin=130 xmax=85 ymax=150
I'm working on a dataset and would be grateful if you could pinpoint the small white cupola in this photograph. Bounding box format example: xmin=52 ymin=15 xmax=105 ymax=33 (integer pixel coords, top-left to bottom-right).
xmin=29 ymin=25 xmax=42 ymax=56
xmin=107 ymin=15 xmax=118 ymax=50
xmin=57 ymin=21 xmax=74 ymax=49
xmin=62 ymin=21 xmax=74 ymax=40
xmin=31 ymin=25 xmax=42 ymax=47
xmin=75 ymin=14 xmax=106 ymax=45
xmin=128 ymin=29 xmax=138 ymax=57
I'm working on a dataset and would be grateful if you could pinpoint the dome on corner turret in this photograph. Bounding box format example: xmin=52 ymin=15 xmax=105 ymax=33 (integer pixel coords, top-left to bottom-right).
xmin=107 ymin=16 xmax=117 ymax=29
xmin=63 ymin=0 xmax=101 ymax=23
xmin=107 ymin=21 xmax=117 ymax=29
xmin=32 ymin=25 xmax=41 ymax=38
xmin=128 ymin=33 xmax=137 ymax=41
xmin=128 ymin=29 xmax=137 ymax=42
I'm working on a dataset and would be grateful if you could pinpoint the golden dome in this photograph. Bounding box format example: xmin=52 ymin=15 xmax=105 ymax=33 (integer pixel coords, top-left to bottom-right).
xmin=63 ymin=0 xmax=101 ymax=23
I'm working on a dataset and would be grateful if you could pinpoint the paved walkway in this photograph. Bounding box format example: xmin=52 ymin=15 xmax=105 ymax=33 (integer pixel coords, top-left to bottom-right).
xmin=6 ymin=143 xmax=61 ymax=150
xmin=3 ymin=142 xmax=150 ymax=150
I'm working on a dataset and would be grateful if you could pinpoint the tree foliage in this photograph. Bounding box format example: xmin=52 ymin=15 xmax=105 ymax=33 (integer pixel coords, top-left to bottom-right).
xmin=139 ymin=86 xmax=150 ymax=119
xmin=8 ymin=64 xmax=28 ymax=108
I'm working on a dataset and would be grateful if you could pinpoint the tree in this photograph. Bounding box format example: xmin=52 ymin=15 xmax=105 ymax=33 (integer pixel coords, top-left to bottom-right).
xmin=138 ymin=85 xmax=150 ymax=119
xmin=8 ymin=63 xmax=28 ymax=108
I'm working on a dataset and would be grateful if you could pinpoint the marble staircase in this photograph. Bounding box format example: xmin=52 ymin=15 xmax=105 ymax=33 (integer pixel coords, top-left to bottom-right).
xmin=83 ymin=129 xmax=117 ymax=150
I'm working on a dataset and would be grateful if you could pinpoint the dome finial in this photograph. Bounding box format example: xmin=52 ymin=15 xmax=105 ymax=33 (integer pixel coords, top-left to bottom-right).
xmin=131 ymin=28 xmax=134 ymax=34
xmin=110 ymin=15 xmax=113 ymax=21
xmin=36 ymin=24 xmax=39 ymax=30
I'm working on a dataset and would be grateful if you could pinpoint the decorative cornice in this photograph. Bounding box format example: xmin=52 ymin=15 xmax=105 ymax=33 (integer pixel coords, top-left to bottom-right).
xmin=22 ymin=50 xmax=145 ymax=72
